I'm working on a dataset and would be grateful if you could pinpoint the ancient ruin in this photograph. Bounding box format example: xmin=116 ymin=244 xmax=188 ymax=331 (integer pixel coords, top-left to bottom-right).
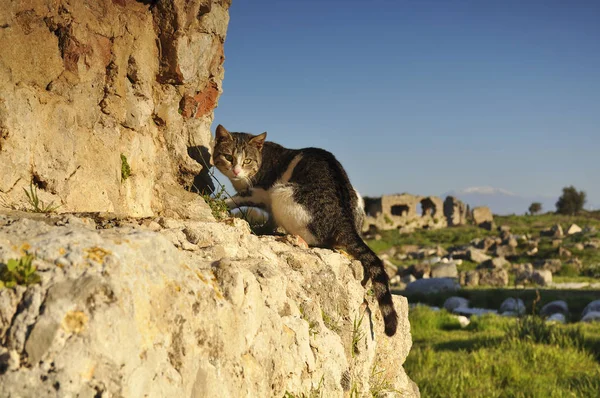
xmin=363 ymin=194 xmax=488 ymax=232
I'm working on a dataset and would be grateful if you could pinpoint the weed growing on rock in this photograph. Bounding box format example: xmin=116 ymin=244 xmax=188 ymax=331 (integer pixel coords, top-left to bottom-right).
xmin=120 ymin=154 xmax=131 ymax=181
xmin=352 ymin=312 xmax=366 ymax=358
xmin=23 ymin=182 xmax=61 ymax=213
xmin=202 ymin=185 xmax=230 ymax=221
xmin=0 ymin=253 xmax=41 ymax=288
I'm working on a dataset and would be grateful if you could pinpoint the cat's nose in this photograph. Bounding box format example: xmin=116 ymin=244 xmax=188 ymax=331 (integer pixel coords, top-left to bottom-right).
xmin=233 ymin=166 xmax=242 ymax=176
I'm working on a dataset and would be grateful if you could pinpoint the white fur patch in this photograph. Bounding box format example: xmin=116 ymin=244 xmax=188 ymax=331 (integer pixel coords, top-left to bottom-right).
xmin=270 ymin=184 xmax=317 ymax=245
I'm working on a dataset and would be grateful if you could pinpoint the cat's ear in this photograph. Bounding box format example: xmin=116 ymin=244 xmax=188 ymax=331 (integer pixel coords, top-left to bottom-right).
xmin=215 ymin=124 xmax=232 ymax=143
xmin=249 ymin=132 xmax=267 ymax=150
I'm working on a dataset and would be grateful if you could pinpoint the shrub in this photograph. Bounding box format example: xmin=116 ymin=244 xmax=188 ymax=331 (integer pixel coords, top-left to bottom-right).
xmin=556 ymin=186 xmax=586 ymax=215
xmin=528 ymin=202 xmax=542 ymax=215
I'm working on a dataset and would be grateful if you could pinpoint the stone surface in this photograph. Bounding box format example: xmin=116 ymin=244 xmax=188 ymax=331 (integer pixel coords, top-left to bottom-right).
xmin=477 ymin=268 xmax=509 ymax=287
xmin=467 ymin=248 xmax=491 ymax=263
xmin=0 ymin=0 xmax=228 ymax=218
xmin=405 ymin=278 xmax=460 ymax=295
xmin=0 ymin=212 xmax=419 ymax=397
xmin=540 ymin=300 xmax=569 ymax=318
xmin=471 ymin=206 xmax=494 ymax=228
xmin=363 ymin=194 xmax=447 ymax=232
xmin=499 ymin=298 xmax=525 ymax=315
xmin=581 ymin=311 xmax=600 ymax=323
xmin=566 ymin=224 xmax=582 ymax=235
xmin=443 ymin=297 xmax=469 ymax=312
xmin=531 ymin=270 xmax=553 ymax=286
xmin=430 ymin=262 xmax=458 ymax=279
xmin=546 ymin=313 xmax=566 ymax=324
xmin=582 ymin=300 xmax=600 ymax=318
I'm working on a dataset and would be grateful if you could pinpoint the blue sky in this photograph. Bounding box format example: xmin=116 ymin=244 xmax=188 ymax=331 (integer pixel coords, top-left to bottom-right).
xmin=213 ymin=0 xmax=599 ymax=209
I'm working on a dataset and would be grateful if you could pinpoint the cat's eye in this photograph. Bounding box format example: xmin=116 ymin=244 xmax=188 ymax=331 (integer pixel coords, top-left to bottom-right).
xmin=243 ymin=159 xmax=252 ymax=165
xmin=223 ymin=154 xmax=233 ymax=162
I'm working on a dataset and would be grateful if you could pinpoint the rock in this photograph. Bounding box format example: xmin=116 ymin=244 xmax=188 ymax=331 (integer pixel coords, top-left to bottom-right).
xmin=582 ymin=300 xmax=600 ymax=318
xmin=478 ymin=257 xmax=510 ymax=270
xmin=459 ymin=270 xmax=480 ymax=287
xmin=493 ymin=244 xmax=517 ymax=257
xmin=452 ymin=307 xmax=498 ymax=317
xmin=405 ymin=278 xmax=461 ymax=295
xmin=401 ymin=274 xmax=417 ymax=285
xmin=514 ymin=263 xmax=534 ymax=285
xmin=478 ymin=268 xmax=509 ymax=287
xmin=430 ymin=262 xmax=458 ymax=279
xmin=454 ymin=315 xmax=470 ymax=328
xmin=566 ymin=224 xmax=582 ymax=235
xmin=546 ymin=313 xmax=566 ymax=324
xmin=541 ymin=224 xmax=563 ymax=238
xmin=540 ymin=300 xmax=569 ymax=318
xmin=498 ymin=225 xmax=511 ymax=234
xmin=558 ymin=247 xmax=572 ymax=258
xmin=443 ymin=196 xmax=468 ymax=226
xmin=443 ymin=297 xmax=469 ymax=312
xmin=424 ymin=256 xmax=442 ymax=265
xmin=475 ymin=237 xmax=496 ymax=252
xmin=531 ymin=270 xmax=552 ymax=286
xmin=0 ymin=212 xmax=418 ymax=397
xmin=581 ymin=311 xmax=600 ymax=323
xmin=585 ymin=240 xmax=600 ymax=249
xmin=533 ymin=259 xmax=562 ymax=273
xmin=506 ymin=237 xmax=519 ymax=248
xmin=399 ymin=263 xmax=430 ymax=279
xmin=383 ymin=258 xmax=398 ymax=279
xmin=499 ymin=298 xmax=526 ymax=315
xmin=472 ymin=206 xmax=493 ymax=225
xmin=574 ymin=243 xmax=585 ymax=251
xmin=526 ymin=247 xmax=538 ymax=256
xmin=467 ymin=248 xmax=491 ymax=263
xmin=551 ymin=239 xmax=563 ymax=248
xmin=0 ymin=0 xmax=228 ymax=218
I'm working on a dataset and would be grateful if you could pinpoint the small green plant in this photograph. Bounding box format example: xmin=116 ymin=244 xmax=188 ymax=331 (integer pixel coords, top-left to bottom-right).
xmin=321 ymin=309 xmax=341 ymax=333
xmin=23 ymin=182 xmax=61 ymax=213
xmin=383 ymin=214 xmax=393 ymax=225
xmin=0 ymin=253 xmax=41 ymax=288
xmin=352 ymin=312 xmax=366 ymax=358
xmin=506 ymin=315 xmax=585 ymax=349
xmin=120 ymin=154 xmax=131 ymax=181
xmin=370 ymin=363 xmax=401 ymax=397
xmin=283 ymin=375 xmax=324 ymax=398
xmin=202 ymin=186 xmax=230 ymax=221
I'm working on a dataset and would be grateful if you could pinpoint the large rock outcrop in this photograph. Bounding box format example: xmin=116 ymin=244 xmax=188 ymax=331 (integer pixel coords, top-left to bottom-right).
xmin=0 ymin=211 xmax=418 ymax=397
xmin=0 ymin=0 xmax=229 ymax=218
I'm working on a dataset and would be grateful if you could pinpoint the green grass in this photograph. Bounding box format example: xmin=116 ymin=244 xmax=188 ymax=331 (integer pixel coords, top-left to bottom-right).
xmin=23 ymin=182 xmax=61 ymax=213
xmin=405 ymin=306 xmax=600 ymax=397
xmin=495 ymin=213 xmax=600 ymax=236
xmin=120 ymin=153 xmax=131 ymax=181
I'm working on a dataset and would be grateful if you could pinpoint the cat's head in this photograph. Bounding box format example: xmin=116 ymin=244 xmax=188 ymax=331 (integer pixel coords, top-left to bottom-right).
xmin=213 ymin=124 xmax=267 ymax=184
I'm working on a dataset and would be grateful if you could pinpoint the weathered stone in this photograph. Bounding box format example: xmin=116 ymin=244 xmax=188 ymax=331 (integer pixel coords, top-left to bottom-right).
xmin=582 ymin=300 xmax=600 ymax=318
xmin=566 ymin=224 xmax=582 ymax=235
xmin=477 ymin=269 xmax=508 ymax=287
xmin=533 ymin=259 xmax=562 ymax=273
xmin=443 ymin=196 xmax=468 ymax=226
xmin=467 ymin=248 xmax=491 ymax=263
xmin=540 ymin=300 xmax=569 ymax=318
xmin=493 ymin=244 xmax=517 ymax=257
xmin=546 ymin=313 xmax=566 ymax=324
xmin=478 ymin=257 xmax=510 ymax=270
xmin=472 ymin=206 xmax=494 ymax=229
xmin=541 ymin=224 xmax=563 ymax=238
xmin=430 ymin=262 xmax=458 ymax=279
xmin=499 ymin=298 xmax=525 ymax=315
xmin=458 ymin=270 xmax=480 ymax=287
xmin=405 ymin=278 xmax=460 ymax=295
xmin=0 ymin=212 xmax=418 ymax=397
xmin=399 ymin=263 xmax=431 ymax=279
xmin=443 ymin=297 xmax=469 ymax=312
xmin=531 ymin=270 xmax=552 ymax=286
xmin=558 ymin=247 xmax=572 ymax=258
xmin=363 ymin=194 xmax=447 ymax=232
xmin=581 ymin=311 xmax=600 ymax=323
xmin=0 ymin=0 xmax=228 ymax=218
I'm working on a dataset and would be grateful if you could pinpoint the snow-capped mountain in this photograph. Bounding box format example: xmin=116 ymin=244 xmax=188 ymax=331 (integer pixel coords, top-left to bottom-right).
xmin=444 ymin=186 xmax=557 ymax=215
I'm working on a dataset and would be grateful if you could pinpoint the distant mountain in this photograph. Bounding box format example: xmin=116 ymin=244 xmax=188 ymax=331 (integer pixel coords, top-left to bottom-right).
xmin=443 ymin=186 xmax=557 ymax=215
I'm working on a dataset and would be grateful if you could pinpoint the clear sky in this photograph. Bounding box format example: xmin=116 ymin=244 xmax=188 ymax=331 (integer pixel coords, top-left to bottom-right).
xmin=213 ymin=0 xmax=599 ymax=208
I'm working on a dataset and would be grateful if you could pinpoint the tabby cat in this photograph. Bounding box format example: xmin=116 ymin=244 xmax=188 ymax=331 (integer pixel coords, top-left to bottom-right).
xmin=212 ymin=125 xmax=398 ymax=336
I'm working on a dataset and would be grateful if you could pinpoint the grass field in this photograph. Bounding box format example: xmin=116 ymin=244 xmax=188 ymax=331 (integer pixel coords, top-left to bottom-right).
xmin=405 ymin=306 xmax=600 ymax=397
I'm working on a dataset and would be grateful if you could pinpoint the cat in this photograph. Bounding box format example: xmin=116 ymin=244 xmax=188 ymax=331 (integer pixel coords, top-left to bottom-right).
xmin=212 ymin=125 xmax=398 ymax=336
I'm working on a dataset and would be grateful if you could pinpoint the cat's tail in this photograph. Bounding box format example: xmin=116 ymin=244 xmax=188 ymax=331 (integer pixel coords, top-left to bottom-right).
xmin=340 ymin=230 xmax=398 ymax=336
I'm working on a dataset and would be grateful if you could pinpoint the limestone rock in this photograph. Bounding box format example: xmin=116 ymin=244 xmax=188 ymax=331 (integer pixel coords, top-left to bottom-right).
xmin=477 ymin=268 xmax=509 ymax=287
xmin=443 ymin=297 xmax=469 ymax=312
xmin=0 ymin=212 xmax=418 ymax=397
xmin=499 ymin=298 xmax=525 ymax=315
xmin=540 ymin=300 xmax=569 ymax=318
xmin=566 ymin=224 xmax=582 ymax=235
xmin=0 ymin=0 xmax=229 ymax=218
xmin=531 ymin=270 xmax=552 ymax=286
xmin=467 ymin=248 xmax=491 ymax=263
xmin=430 ymin=262 xmax=458 ymax=279
xmin=472 ymin=207 xmax=494 ymax=229
xmin=405 ymin=278 xmax=460 ymax=295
